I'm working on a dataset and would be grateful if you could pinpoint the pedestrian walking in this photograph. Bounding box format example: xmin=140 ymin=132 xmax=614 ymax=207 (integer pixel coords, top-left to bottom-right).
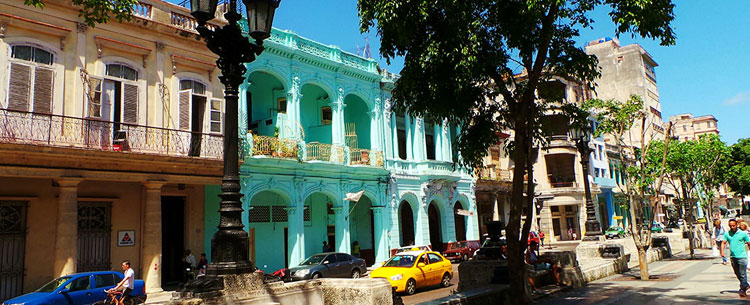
xmin=712 ymin=219 xmax=727 ymax=264
xmin=352 ymin=241 xmax=360 ymax=258
xmin=721 ymin=219 xmax=750 ymax=296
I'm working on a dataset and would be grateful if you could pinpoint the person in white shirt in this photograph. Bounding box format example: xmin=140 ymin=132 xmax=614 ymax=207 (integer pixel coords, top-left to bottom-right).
xmin=108 ymin=260 xmax=135 ymax=303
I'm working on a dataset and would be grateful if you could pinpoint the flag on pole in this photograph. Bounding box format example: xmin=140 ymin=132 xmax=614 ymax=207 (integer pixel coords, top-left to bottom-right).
xmin=344 ymin=190 xmax=365 ymax=202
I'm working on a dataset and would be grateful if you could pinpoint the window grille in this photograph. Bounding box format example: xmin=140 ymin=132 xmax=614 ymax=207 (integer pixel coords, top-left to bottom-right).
xmin=303 ymin=206 xmax=311 ymax=221
xmin=272 ymin=206 xmax=287 ymax=222
xmin=249 ymin=206 xmax=270 ymax=222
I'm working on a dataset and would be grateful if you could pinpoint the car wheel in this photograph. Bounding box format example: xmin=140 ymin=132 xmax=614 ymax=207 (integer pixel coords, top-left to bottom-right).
xmin=405 ymin=278 xmax=417 ymax=295
xmin=462 ymin=254 xmax=468 ymax=262
xmin=440 ymin=273 xmax=451 ymax=287
xmin=351 ymin=269 xmax=361 ymax=279
xmin=312 ymin=273 xmax=321 ymax=279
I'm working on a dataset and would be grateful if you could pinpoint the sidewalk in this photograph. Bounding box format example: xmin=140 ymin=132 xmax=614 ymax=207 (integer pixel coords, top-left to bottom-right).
xmin=533 ymin=249 xmax=748 ymax=304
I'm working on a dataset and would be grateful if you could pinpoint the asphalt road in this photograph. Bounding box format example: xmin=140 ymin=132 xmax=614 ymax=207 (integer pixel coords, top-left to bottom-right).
xmin=401 ymin=262 xmax=460 ymax=305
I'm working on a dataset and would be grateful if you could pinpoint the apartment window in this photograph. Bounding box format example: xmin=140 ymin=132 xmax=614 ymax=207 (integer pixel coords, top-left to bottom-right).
xmin=7 ymin=45 xmax=55 ymax=113
xmin=598 ymin=145 xmax=603 ymax=160
xmin=209 ymin=99 xmax=223 ymax=133
xmin=707 ymin=121 xmax=711 ymax=128
xmin=87 ymin=63 xmax=139 ymax=124
xmin=178 ymin=79 xmax=208 ymax=131
xmin=425 ymin=120 xmax=436 ymax=160
xmin=320 ymin=106 xmax=332 ymax=125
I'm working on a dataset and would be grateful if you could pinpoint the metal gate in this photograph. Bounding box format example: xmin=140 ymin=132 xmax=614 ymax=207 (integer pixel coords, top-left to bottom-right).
xmin=78 ymin=202 xmax=111 ymax=272
xmin=0 ymin=201 xmax=28 ymax=303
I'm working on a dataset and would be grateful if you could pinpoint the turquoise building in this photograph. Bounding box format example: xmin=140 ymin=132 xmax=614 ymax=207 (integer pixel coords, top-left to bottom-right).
xmin=205 ymin=26 xmax=478 ymax=272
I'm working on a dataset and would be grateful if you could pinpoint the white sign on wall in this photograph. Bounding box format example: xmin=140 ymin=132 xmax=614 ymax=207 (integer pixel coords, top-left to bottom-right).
xmin=117 ymin=230 xmax=135 ymax=247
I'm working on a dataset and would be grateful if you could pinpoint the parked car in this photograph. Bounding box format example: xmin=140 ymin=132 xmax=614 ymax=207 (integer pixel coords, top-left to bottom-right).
xmin=289 ymin=252 xmax=367 ymax=281
xmin=605 ymin=226 xmax=626 ymax=239
xmin=473 ymin=237 xmax=507 ymax=260
xmin=2 ymin=271 xmax=146 ymax=305
xmin=394 ymin=245 xmax=432 ymax=254
xmin=441 ymin=240 xmax=481 ymax=262
xmin=370 ymin=251 xmax=453 ymax=295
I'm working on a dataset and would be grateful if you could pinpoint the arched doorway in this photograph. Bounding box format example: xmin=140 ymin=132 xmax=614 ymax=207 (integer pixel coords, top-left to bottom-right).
xmin=247 ymin=190 xmax=290 ymax=272
xmin=245 ymin=71 xmax=286 ymax=136
xmin=348 ymin=195 xmax=375 ymax=264
xmin=343 ymin=94 xmax=371 ymax=148
xmin=303 ymin=192 xmax=337 ymax=257
xmin=454 ymin=202 xmax=467 ymax=241
xmin=428 ymin=201 xmax=444 ymax=252
xmin=399 ymin=201 xmax=415 ymax=246
xmin=300 ymin=84 xmax=333 ymax=144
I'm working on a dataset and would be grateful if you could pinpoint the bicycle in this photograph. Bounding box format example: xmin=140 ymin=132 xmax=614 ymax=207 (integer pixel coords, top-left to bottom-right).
xmin=92 ymin=289 xmax=135 ymax=305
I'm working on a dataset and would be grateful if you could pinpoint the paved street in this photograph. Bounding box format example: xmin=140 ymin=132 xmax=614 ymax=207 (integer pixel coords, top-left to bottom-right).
xmin=535 ymin=249 xmax=749 ymax=305
xmin=401 ymin=263 xmax=460 ymax=305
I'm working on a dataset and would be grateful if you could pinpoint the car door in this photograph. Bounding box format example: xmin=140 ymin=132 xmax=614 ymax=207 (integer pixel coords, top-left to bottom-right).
xmin=414 ymin=254 xmax=430 ymax=286
xmin=60 ymin=275 xmax=99 ymax=305
xmin=321 ymin=254 xmax=338 ymax=277
xmin=335 ymin=254 xmax=353 ymax=277
xmin=427 ymin=253 xmax=446 ymax=285
xmin=93 ymin=273 xmax=118 ymax=301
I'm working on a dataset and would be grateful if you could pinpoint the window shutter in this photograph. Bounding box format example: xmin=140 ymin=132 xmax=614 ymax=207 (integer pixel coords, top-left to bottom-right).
xmin=123 ymin=83 xmax=138 ymax=124
xmin=8 ymin=63 xmax=31 ymax=111
xmin=33 ymin=67 xmax=54 ymax=114
xmin=87 ymin=78 xmax=103 ymax=118
xmin=179 ymin=90 xmax=191 ymax=130
xmin=210 ymin=99 xmax=222 ymax=133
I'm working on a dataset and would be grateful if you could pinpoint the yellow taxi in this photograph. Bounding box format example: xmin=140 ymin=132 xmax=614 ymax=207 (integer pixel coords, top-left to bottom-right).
xmin=369 ymin=250 xmax=453 ymax=295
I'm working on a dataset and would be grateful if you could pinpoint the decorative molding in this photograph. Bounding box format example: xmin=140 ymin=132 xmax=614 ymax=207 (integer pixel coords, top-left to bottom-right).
xmin=76 ymin=22 xmax=88 ymax=33
xmin=154 ymin=42 xmax=165 ymax=52
xmin=0 ymin=23 xmax=6 ymax=38
xmin=170 ymin=54 xmax=216 ymax=76
xmin=0 ymin=13 xmax=72 ymax=39
xmin=94 ymin=36 xmax=151 ymax=66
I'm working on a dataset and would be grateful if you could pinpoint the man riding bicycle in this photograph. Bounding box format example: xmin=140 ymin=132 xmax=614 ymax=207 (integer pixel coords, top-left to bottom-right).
xmin=107 ymin=260 xmax=135 ymax=304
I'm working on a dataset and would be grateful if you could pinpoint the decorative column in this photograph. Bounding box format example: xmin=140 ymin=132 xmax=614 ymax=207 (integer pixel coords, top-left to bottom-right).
xmin=441 ymin=120 xmax=451 ymax=162
xmin=413 ymin=117 xmax=425 ymax=161
xmin=54 ymin=178 xmax=83 ymax=277
xmin=287 ymin=74 xmax=301 ymax=139
xmin=142 ymin=181 xmax=164 ymax=293
xmin=371 ymin=206 xmax=388 ymax=262
xmin=288 ymin=178 xmax=305 ymax=266
xmin=331 ymin=87 xmax=346 ymax=146
xmin=405 ymin=115 xmax=413 ymax=160
xmin=333 ymin=200 xmax=351 ymax=254
xmin=74 ymin=23 xmax=87 ymax=116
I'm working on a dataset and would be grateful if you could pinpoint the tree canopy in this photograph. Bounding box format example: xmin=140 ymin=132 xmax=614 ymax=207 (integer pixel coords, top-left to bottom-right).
xmin=729 ymin=138 xmax=750 ymax=197
xmin=23 ymin=0 xmax=138 ymax=27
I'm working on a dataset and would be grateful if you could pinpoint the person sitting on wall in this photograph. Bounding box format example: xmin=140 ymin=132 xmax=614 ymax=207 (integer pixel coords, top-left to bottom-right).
xmin=526 ymin=241 xmax=562 ymax=290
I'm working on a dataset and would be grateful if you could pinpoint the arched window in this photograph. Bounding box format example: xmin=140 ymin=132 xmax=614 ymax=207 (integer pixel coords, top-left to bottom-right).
xmin=7 ymin=45 xmax=55 ymax=113
xmin=87 ymin=62 xmax=140 ymax=125
xmin=178 ymin=79 xmax=222 ymax=134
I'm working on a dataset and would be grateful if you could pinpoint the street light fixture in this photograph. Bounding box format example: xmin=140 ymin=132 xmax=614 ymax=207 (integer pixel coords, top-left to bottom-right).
xmin=190 ymin=0 xmax=280 ymax=276
xmin=569 ymin=122 xmax=602 ymax=238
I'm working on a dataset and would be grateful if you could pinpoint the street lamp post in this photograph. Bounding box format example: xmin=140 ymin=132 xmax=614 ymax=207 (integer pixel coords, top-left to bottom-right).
xmin=570 ymin=124 xmax=602 ymax=238
xmin=190 ymin=0 xmax=280 ymax=276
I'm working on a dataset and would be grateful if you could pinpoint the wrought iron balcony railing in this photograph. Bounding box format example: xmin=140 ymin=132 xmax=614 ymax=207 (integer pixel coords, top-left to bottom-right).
xmin=251 ymin=134 xmax=298 ymax=159
xmin=478 ymin=167 xmax=512 ymax=181
xmin=0 ymin=109 xmax=222 ymax=159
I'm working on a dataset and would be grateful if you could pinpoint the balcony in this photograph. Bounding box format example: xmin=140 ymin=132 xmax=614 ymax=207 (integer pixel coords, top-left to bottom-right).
xmin=251 ymin=135 xmax=298 ymax=159
xmin=478 ymin=167 xmax=512 ymax=181
xmin=0 ymin=109 xmax=222 ymax=159
xmin=546 ymin=134 xmax=576 ymax=148
xmin=350 ymin=148 xmax=384 ymax=167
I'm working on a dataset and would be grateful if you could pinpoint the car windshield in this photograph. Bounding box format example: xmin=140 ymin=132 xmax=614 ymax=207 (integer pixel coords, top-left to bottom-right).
xmin=300 ymin=254 xmax=327 ymax=266
xmin=383 ymin=255 xmax=417 ymax=267
xmin=37 ymin=276 xmax=73 ymax=292
xmin=454 ymin=242 xmax=467 ymax=248
xmin=607 ymin=226 xmax=620 ymax=231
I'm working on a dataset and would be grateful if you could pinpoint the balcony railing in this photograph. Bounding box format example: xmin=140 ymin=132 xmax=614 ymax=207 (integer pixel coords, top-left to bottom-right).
xmin=0 ymin=109 xmax=222 ymax=159
xmin=550 ymin=181 xmax=579 ymax=188
xmin=169 ymin=12 xmax=217 ymax=32
xmin=479 ymin=167 xmax=512 ymax=181
xmin=133 ymin=2 xmax=152 ymax=19
xmin=252 ymin=135 xmax=298 ymax=159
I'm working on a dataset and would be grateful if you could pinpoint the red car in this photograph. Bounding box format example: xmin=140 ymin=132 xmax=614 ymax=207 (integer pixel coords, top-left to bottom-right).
xmin=441 ymin=240 xmax=481 ymax=262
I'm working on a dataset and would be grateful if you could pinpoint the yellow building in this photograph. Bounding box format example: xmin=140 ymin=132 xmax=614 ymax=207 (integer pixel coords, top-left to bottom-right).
xmin=0 ymin=0 xmax=229 ymax=299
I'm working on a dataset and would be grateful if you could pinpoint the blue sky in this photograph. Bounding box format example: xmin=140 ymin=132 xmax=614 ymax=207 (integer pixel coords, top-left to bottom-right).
xmin=265 ymin=0 xmax=748 ymax=144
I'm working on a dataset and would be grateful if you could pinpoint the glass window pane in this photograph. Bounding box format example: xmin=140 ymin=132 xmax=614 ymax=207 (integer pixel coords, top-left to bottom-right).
xmin=11 ymin=46 xmax=33 ymax=61
xmin=211 ymin=100 xmax=221 ymax=110
xmin=210 ymin=111 xmax=221 ymax=121
xmin=34 ymin=48 xmax=53 ymax=65
xmin=122 ymin=66 xmax=137 ymax=81
xmin=210 ymin=122 xmax=221 ymax=133
xmin=193 ymin=82 xmax=205 ymax=95
xmin=180 ymin=80 xmax=192 ymax=90
xmin=106 ymin=64 xmax=121 ymax=78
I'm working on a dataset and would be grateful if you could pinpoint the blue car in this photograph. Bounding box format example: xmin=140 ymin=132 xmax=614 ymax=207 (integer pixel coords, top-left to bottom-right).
xmin=2 ymin=271 xmax=147 ymax=305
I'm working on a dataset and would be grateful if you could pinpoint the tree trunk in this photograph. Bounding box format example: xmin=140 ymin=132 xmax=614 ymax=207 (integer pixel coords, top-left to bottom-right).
xmin=682 ymin=183 xmax=695 ymax=258
xmin=507 ymin=107 xmax=531 ymax=303
xmin=638 ymin=248 xmax=649 ymax=280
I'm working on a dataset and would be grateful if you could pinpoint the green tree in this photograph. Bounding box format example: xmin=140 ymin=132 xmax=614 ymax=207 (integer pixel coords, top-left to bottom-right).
xmin=728 ymin=138 xmax=750 ymax=206
xmin=23 ymin=0 xmax=138 ymax=27
xmin=358 ymin=0 xmax=675 ymax=301
xmin=653 ymin=134 xmax=730 ymax=258
xmin=584 ymin=95 xmax=672 ymax=280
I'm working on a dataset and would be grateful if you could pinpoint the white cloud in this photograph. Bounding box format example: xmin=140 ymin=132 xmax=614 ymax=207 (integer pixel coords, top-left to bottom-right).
xmin=723 ymin=92 xmax=750 ymax=106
